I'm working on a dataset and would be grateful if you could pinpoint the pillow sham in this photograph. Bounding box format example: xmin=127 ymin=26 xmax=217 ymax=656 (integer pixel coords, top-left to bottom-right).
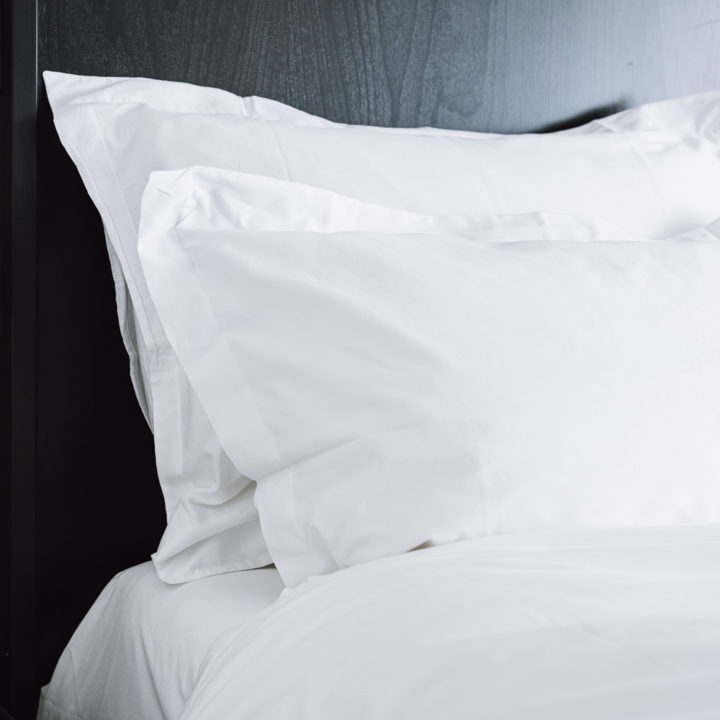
xmin=139 ymin=167 xmax=720 ymax=587
xmin=44 ymin=70 xmax=720 ymax=581
xmin=43 ymin=72 xmax=341 ymax=579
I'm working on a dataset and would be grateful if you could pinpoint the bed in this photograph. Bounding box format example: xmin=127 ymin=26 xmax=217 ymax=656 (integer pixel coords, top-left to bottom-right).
xmin=38 ymin=563 xmax=284 ymax=720
xmin=5 ymin=1 xmax=720 ymax=719
xmin=38 ymin=526 xmax=720 ymax=720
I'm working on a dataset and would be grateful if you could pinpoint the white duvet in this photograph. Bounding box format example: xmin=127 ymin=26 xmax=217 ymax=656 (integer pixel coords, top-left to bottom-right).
xmin=177 ymin=525 xmax=720 ymax=720
xmin=40 ymin=524 xmax=720 ymax=720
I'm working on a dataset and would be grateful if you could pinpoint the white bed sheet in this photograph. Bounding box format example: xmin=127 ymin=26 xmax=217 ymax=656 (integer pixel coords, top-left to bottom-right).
xmin=37 ymin=562 xmax=284 ymax=720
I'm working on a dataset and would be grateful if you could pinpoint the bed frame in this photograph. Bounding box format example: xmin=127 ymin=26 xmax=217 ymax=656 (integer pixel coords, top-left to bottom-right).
xmin=4 ymin=1 xmax=720 ymax=717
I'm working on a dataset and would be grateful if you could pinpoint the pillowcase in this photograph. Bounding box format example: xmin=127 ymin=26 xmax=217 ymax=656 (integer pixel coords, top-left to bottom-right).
xmin=139 ymin=166 xmax=720 ymax=587
xmin=44 ymin=70 xmax=720 ymax=582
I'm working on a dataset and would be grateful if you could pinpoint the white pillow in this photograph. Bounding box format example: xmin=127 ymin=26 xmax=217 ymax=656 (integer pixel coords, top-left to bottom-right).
xmin=139 ymin=167 xmax=720 ymax=587
xmin=44 ymin=70 xmax=720 ymax=582
xmin=43 ymin=72 xmax=333 ymax=579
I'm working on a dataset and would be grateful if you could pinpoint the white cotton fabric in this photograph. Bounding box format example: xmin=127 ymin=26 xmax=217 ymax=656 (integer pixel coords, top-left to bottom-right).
xmin=36 ymin=562 xmax=284 ymax=720
xmin=43 ymin=72 xmax=332 ymax=579
xmin=140 ymin=168 xmax=720 ymax=587
xmin=37 ymin=526 xmax=720 ymax=720
xmin=150 ymin=527 xmax=720 ymax=718
xmin=44 ymin=70 xmax=720 ymax=582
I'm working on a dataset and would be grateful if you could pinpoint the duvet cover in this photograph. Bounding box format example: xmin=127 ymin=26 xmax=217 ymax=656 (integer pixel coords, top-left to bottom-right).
xmin=177 ymin=524 xmax=720 ymax=720
xmin=40 ymin=524 xmax=720 ymax=719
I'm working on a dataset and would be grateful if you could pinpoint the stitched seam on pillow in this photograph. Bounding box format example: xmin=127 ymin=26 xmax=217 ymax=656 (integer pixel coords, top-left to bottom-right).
xmin=74 ymin=101 xmax=258 ymax=120
xmin=152 ymin=554 xmax=274 ymax=583
xmin=63 ymin=96 xmax=500 ymax=139
xmin=53 ymin=108 xmax=155 ymax=352
xmin=84 ymin=106 xmax=162 ymax=362
xmin=169 ymin=224 xmax=286 ymax=475
xmin=154 ymin=550 xmax=265 ymax=586
xmin=57 ymin=90 xmax=250 ymax=116
xmin=105 ymin=234 xmax=153 ymax=425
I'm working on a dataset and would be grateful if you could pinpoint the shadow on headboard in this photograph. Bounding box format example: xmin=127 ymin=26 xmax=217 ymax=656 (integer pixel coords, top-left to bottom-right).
xmin=6 ymin=1 xmax=720 ymax=718
xmin=537 ymin=101 xmax=628 ymax=133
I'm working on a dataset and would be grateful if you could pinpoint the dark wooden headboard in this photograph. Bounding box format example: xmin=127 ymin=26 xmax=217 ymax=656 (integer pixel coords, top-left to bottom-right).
xmin=4 ymin=1 xmax=720 ymax=717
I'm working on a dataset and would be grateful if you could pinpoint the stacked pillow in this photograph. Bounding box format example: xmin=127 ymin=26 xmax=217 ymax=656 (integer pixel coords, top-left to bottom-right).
xmin=45 ymin=71 xmax=720 ymax=585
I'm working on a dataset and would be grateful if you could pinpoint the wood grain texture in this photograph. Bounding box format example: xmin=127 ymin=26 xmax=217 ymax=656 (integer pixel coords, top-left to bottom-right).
xmin=28 ymin=0 xmax=720 ymax=712
xmin=40 ymin=0 xmax=720 ymax=131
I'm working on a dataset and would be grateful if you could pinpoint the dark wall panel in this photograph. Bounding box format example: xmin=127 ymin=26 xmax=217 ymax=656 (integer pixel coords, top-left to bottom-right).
xmin=1 ymin=0 xmax=15 ymax=706
xmin=40 ymin=0 xmax=720 ymax=131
